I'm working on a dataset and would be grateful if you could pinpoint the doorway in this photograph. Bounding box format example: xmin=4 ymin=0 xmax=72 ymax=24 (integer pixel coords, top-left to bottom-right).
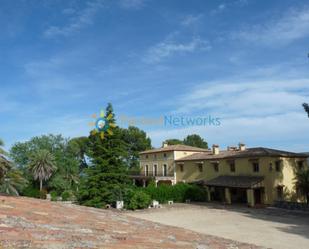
xmin=254 ymin=189 xmax=262 ymax=204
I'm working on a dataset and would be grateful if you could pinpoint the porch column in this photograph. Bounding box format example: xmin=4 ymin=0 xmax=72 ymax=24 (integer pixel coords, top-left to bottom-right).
xmin=132 ymin=179 xmax=136 ymax=185
xmin=206 ymin=187 xmax=211 ymax=202
xmin=225 ymin=188 xmax=231 ymax=204
xmin=155 ymin=180 xmax=158 ymax=187
xmin=142 ymin=179 xmax=146 ymax=188
xmin=246 ymin=189 xmax=254 ymax=207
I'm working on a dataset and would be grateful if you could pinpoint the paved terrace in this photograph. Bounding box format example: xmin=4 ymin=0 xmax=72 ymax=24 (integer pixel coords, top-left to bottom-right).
xmin=0 ymin=196 xmax=261 ymax=249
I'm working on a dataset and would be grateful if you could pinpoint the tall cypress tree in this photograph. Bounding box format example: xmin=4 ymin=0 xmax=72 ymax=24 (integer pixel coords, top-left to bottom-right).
xmin=78 ymin=104 xmax=130 ymax=207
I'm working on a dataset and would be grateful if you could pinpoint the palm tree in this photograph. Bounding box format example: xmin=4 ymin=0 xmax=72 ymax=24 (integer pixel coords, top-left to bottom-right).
xmin=295 ymin=169 xmax=309 ymax=204
xmin=28 ymin=150 xmax=57 ymax=191
xmin=0 ymin=139 xmax=7 ymax=156
xmin=0 ymin=139 xmax=10 ymax=179
xmin=0 ymin=169 xmax=28 ymax=196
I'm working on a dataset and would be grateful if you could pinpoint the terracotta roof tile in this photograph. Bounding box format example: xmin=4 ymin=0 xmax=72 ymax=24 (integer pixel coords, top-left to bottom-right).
xmin=176 ymin=147 xmax=308 ymax=161
xmin=140 ymin=144 xmax=209 ymax=154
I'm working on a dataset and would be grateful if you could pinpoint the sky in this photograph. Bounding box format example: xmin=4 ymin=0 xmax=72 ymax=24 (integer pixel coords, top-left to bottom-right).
xmin=1 ymin=0 xmax=309 ymax=151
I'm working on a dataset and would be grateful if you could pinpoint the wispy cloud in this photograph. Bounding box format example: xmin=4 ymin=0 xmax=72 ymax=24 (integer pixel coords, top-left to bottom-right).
xmin=175 ymin=77 xmax=309 ymax=115
xmin=147 ymin=111 xmax=309 ymax=152
xmin=181 ymin=14 xmax=203 ymax=27
xmin=144 ymin=37 xmax=211 ymax=63
xmin=44 ymin=0 xmax=104 ymax=38
xmin=211 ymin=3 xmax=226 ymax=15
xmin=232 ymin=6 xmax=309 ymax=45
xmin=118 ymin=0 xmax=145 ymax=9
xmin=144 ymin=64 xmax=309 ymax=151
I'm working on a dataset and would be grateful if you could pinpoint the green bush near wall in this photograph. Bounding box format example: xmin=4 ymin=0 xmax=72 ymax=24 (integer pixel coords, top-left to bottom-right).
xmin=50 ymin=190 xmax=58 ymax=201
xmin=22 ymin=186 xmax=41 ymax=198
xmin=143 ymin=182 xmax=208 ymax=204
xmin=127 ymin=191 xmax=151 ymax=210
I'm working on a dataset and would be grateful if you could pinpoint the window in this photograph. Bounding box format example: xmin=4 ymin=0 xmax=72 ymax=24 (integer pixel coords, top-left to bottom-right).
xmin=198 ymin=164 xmax=203 ymax=172
xmin=163 ymin=153 xmax=167 ymax=158
xmin=180 ymin=164 xmax=184 ymax=172
xmin=145 ymin=165 xmax=149 ymax=176
xmin=213 ymin=163 xmax=219 ymax=172
xmin=145 ymin=155 xmax=148 ymax=159
xmin=275 ymin=161 xmax=281 ymax=172
xmin=269 ymin=163 xmax=273 ymax=172
xmin=154 ymin=165 xmax=157 ymax=176
xmin=277 ymin=186 xmax=283 ymax=200
xmin=297 ymin=161 xmax=304 ymax=171
xmin=230 ymin=162 xmax=235 ymax=172
xmin=163 ymin=164 xmax=167 ymax=176
xmin=154 ymin=154 xmax=157 ymax=159
xmin=252 ymin=162 xmax=259 ymax=172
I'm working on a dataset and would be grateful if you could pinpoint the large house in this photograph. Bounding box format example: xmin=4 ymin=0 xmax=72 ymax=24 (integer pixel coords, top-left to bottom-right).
xmin=131 ymin=143 xmax=308 ymax=206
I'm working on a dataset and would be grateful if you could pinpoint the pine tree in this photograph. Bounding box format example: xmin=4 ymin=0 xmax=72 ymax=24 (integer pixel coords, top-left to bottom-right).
xmin=78 ymin=104 xmax=130 ymax=208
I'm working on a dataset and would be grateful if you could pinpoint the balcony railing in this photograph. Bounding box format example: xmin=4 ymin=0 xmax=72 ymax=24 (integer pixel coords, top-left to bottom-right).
xmin=129 ymin=170 xmax=174 ymax=177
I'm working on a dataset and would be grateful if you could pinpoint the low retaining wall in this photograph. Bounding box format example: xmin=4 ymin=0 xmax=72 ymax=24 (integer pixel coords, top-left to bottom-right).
xmin=274 ymin=201 xmax=309 ymax=212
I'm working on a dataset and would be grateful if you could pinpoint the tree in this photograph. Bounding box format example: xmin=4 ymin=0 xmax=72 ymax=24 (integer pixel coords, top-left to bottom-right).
xmin=0 ymin=139 xmax=10 ymax=179
xmin=295 ymin=169 xmax=309 ymax=204
xmin=0 ymin=139 xmax=7 ymax=156
xmin=303 ymin=103 xmax=309 ymax=118
xmin=121 ymin=126 xmax=152 ymax=169
xmin=183 ymin=134 xmax=208 ymax=149
xmin=28 ymin=149 xmax=57 ymax=191
xmin=0 ymin=169 xmax=28 ymax=196
xmin=78 ymin=104 xmax=131 ymax=207
xmin=164 ymin=134 xmax=208 ymax=148
xmin=105 ymin=102 xmax=116 ymax=123
xmin=68 ymin=136 xmax=89 ymax=170
xmin=164 ymin=139 xmax=183 ymax=145
xmin=10 ymin=134 xmax=80 ymax=194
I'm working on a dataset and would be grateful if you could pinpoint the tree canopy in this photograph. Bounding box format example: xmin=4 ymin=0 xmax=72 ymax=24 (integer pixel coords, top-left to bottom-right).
xmin=28 ymin=149 xmax=57 ymax=191
xmin=121 ymin=126 xmax=152 ymax=169
xmin=164 ymin=134 xmax=208 ymax=148
xmin=78 ymin=104 xmax=132 ymax=207
xmin=303 ymin=103 xmax=309 ymax=118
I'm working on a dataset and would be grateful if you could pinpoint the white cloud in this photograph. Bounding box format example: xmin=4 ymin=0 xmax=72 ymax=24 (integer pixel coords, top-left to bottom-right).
xmin=147 ymin=111 xmax=309 ymax=152
xmin=144 ymin=37 xmax=211 ymax=63
xmin=181 ymin=14 xmax=203 ymax=27
xmin=44 ymin=0 xmax=104 ymax=38
xmin=148 ymin=69 xmax=309 ymax=151
xmin=211 ymin=3 xmax=227 ymax=15
xmin=233 ymin=6 xmax=309 ymax=45
xmin=175 ymin=78 xmax=309 ymax=116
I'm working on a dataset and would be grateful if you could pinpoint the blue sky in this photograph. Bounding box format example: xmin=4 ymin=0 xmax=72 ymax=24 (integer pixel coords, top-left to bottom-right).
xmin=1 ymin=0 xmax=309 ymax=151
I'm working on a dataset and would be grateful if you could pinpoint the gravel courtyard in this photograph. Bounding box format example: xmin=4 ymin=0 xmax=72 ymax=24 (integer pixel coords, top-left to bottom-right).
xmin=127 ymin=203 xmax=309 ymax=249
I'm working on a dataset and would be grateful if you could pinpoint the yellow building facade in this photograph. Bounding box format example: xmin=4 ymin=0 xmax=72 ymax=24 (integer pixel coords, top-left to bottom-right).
xmin=132 ymin=143 xmax=308 ymax=206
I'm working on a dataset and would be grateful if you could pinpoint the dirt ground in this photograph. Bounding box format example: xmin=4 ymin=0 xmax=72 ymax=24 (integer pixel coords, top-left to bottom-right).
xmin=0 ymin=196 xmax=261 ymax=249
xmin=127 ymin=203 xmax=309 ymax=249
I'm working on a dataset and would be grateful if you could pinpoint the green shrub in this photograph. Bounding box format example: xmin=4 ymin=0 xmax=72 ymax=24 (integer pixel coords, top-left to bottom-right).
xmin=144 ymin=183 xmax=208 ymax=203
xmin=61 ymin=190 xmax=72 ymax=201
xmin=22 ymin=186 xmax=40 ymax=198
xmin=185 ymin=185 xmax=208 ymax=202
xmin=50 ymin=190 xmax=58 ymax=201
xmin=128 ymin=191 xmax=151 ymax=210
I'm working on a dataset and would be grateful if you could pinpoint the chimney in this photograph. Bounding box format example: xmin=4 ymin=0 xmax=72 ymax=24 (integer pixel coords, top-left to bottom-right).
xmin=212 ymin=144 xmax=219 ymax=155
xmin=239 ymin=143 xmax=246 ymax=151
xmin=227 ymin=146 xmax=237 ymax=151
xmin=162 ymin=142 xmax=168 ymax=148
